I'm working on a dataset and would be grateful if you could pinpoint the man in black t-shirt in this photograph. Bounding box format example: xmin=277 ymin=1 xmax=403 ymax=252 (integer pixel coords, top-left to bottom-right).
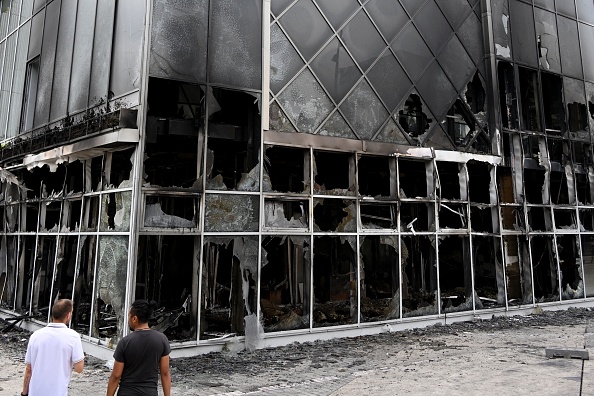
xmin=106 ymin=300 xmax=171 ymax=396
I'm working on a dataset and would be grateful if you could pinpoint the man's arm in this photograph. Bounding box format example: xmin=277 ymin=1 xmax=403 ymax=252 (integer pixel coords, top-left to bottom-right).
xmin=160 ymin=355 xmax=171 ymax=396
xmin=106 ymin=361 xmax=124 ymax=396
xmin=73 ymin=359 xmax=84 ymax=373
xmin=22 ymin=363 xmax=32 ymax=395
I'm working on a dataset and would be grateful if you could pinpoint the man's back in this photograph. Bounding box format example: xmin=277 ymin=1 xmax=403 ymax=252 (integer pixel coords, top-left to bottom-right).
xmin=25 ymin=323 xmax=85 ymax=396
xmin=114 ymin=329 xmax=171 ymax=396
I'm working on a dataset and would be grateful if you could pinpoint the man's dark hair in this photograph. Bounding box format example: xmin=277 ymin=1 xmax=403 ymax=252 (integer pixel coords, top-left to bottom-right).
xmin=51 ymin=299 xmax=73 ymax=321
xmin=130 ymin=300 xmax=155 ymax=324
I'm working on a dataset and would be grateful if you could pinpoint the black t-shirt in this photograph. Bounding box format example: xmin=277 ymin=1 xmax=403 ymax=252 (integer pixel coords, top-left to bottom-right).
xmin=113 ymin=329 xmax=171 ymax=396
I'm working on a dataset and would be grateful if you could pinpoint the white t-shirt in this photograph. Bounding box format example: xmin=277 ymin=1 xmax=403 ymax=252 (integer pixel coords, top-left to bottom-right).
xmin=25 ymin=322 xmax=85 ymax=396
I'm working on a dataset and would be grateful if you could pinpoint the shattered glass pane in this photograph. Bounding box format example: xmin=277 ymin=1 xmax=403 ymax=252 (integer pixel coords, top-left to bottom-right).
xmin=279 ymin=0 xmax=332 ymax=60
xmin=504 ymin=236 xmax=533 ymax=306
xmin=391 ymin=23 xmax=433 ymax=82
xmin=313 ymin=198 xmax=356 ymax=232
xmin=402 ymin=236 xmax=438 ymax=317
xmin=341 ymin=10 xmax=386 ymax=72
xmin=358 ymin=155 xmax=392 ymax=197
xmin=535 ymin=8 xmax=561 ymax=73
xmin=204 ymin=194 xmax=259 ymax=232
xmin=264 ymin=199 xmax=309 ymax=229
xmin=313 ymin=151 xmax=355 ymax=195
xmin=144 ymin=196 xmax=198 ymax=229
xmin=209 ymin=0 xmax=262 ymax=89
xmin=150 ymin=0 xmax=208 ymax=83
xmin=367 ymin=49 xmax=412 ymax=112
xmin=261 ymin=236 xmax=311 ymax=332
xmin=313 ymin=236 xmax=358 ymax=327
xmin=82 ymin=196 xmax=99 ymax=232
xmin=340 ymin=79 xmax=388 ymax=140
xmin=531 ymin=235 xmax=560 ymax=302
xmin=439 ymin=236 xmax=473 ymax=313
xmin=49 ymin=236 xmax=78 ymax=304
xmin=137 ymin=235 xmax=200 ymax=342
xmin=360 ymin=204 xmax=397 ymax=229
xmin=93 ymin=236 xmax=128 ymax=343
xmin=310 ymin=37 xmax=362 ymax=103
xmin=400 ymin=202 xmax=432 ymax=232
xmin=558 ymin=16 xmax=583 ymax=79
xmin=277 ymin=69 xmax=333 ymax=133
xmin=72 ymin=235 xmax=96 ymax=335
xmin=564 ymin=76 xmax=588 ymax=136
xmin=581 ymin=235 xmax=594 ymax=297
xmin=360 ymin=235 xmax=401 ymax=322
xmin=270 ymin=23 xmax=304 ymax=94
xmin=0 ymin=236 xmax=17 ymax=310
xmin=473 ymin=236 xmax=505 ymax=310
xmin=317 ymin=111 xmax=357 ymax=139
xmin=264 ymin=145 xmax=308 ymax=193
xmin=314 ymin=0 xmax=359 ymax=30
xmin=365 ymin=0 xmax=408 ymax=43
xmin=100 ymin=191 xmax=131 ymax=232
xmin=61 ymin=199 xmax=81 ymax=232
xmin=201 ymin=237 xmax=259 ymax=339
xmin=16 ymin=236 xmax=36 ymax=314
xmin=269 ymin=101 xmax=298 ymax=133
xmin=31 ymin=236 xmax=57 ymax=321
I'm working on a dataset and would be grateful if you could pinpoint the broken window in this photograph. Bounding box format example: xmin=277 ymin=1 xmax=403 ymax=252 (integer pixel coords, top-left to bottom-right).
xmin=1 ymin=236 xmax=18 ymax=310
xmin=360 ymin=235 xmax=400 ymax=322
xmin=564 ymin=77 xmax=588 ymax=137
xmin=358 ymin=155 xmax=393 ymax=198
xmin=81 ymin=195 xmax=99 ymax=232
xmin=313 ymin=151 xmax=355 ymax=196
xmin=467 ymin=161 xmax=492 ymax=204
xmin=6 ymin=203 xmax=19 ymax=232
xmin=136 ymin=235 xmax=199 ymax=342
xmin=61 ymin=199 xmax=82 ymax=232
xmin=556 ymin=235 xmax=583 ymax=300
xmin=65 ymin=161 xmax=84 ymax=195
xmin=71 ymin=235 xmax=97 ymax=335
xmin=201 ymin=237 xmax=259 ymax=339
xmin=445 ymin=99 xmax=477 ymax=146
xmin=264 ymin=145 xmax=309 ymax=193
xmin=145 ymin=78 xmax=205 ymax=189
xmin=100 ymin=192 xmax=132 ymax=232
xmin=524 ymin=168 xmax=546 ymax=204
xmin=528 ymin=206 xmax=551 ymax=231
xmin=498 ymin=62 xmax=518 ymax=129
xmin=581 ymin=235 xmax=594 ymax=297
xmin=206 ymin=88 xmax=261 ymax=191
xmin=399 ymin=159 xmax=428 ymax=199
xmin=438 ymin=236 xmax=473 ymax=313
xmin=93 ymin=236 xmax=128 ymax=343
xmin=472 ymin=236 xmax=505 ymax=309
xmin=541 ymin=72 xmax=564 ymax=133
xmin=398 ymin=94 xmax=432 ymax=138
xmin=501 ymin=205 xmax=524 ymax=231
xmin=547 ymin=137 xmax=564 ymax=164
xmin=470 ymin=206 xmax=496 ymax=233
xmin=576 ymin=171 xmax=592 ymax=204
xmin=313 ymin=236 xmax=357 ymax=327
xmin=503 ymin=236 xmax=533 ymax=306
xmin=401 ymin=236 xmax=437 ymax=317
xmin=313 ymin=198 xmax=356 ymax=232
xmin=573 ymin=142 xmax=592 ymax=169
xmin=518 ymin=67 xmax=542 ymax=132
xmin=531 ymin=235 xmax=559 ymax=302
xmin=41 ymin=201 xmax=61 ymax=232
xmin=522 ymin=135 xmax=541 ymax=162
xmin=580 ymin=209 xmax=594 ymax=231
xmin=436 ymin=161 xmax=461 ymax=200
xmin=25 ymin=202 xmax=39 ymax=232
xmin=554 ymin=208 xmax=576 ymax=229
xmin=400 ymin=202 xmax=432 ymax=232
xmin=86 ymin=156 xmax=103 ymax=193
xmin=497 ymin=166 xmax=515 ymax=203
xmin=360 ymin=203 xmax=398 ymax=229
xmin=31 ymin=236 xmax=57 ymax=321
xmin=104 ymin=148 xmax=135 ymax=189
xmin=550 ymin=170 xmax=570 ymax=205
xmin=438 ymin=203 xmax=467 ymax=230
xmin=49 ymin=236 xmax=78 ymax=304
xmin=143 ymin=195 xmax=198 ymax=229
xmin=204 ymin=194 xmax=259 ymax=232
xmin=261 ymin=236 xmax=310 ymax=332
xmin=16 ymin=236 xmax=36 ymax=314
xmin=264 ymin=199 xmax=308 ymax=229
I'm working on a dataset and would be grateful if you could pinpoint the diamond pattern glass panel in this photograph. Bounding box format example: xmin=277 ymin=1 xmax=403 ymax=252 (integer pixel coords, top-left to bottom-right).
xmin=438 ymin=35 xmax=475 ymax=91
xmin=535 ymin=8 xmax=561 ymax=73
xmin=457 ymin=11 xmax=484 ymax=65
xmin=365 ymin=0 xmax=408 ymax=43
xmin=416 ymin=60 xmax=457 ymax=119
xmin=340 ymin=79 xmax=389 ymax=140
xmin=277 ymin=69 xmax=333 ymax=133
xmin=341 ymin=10 xmax=386 ymax=72
xmin=270 ymin=23 xmax=304 ymax=93
xmin=367 ymin=49 xmax=412 ymax=112
xmin=400 ymin=0 xmax=428 ymax=17
xmin=318 ymin=111 xmax=358 ymax=139
xmin=375 ymin=117 xmax=410 ymax=144
xmin=558 ymin=16 xmax=583 ymax=79
xmin=311 ymin=37 xmax=361 ymax=102
xmin=436 ymin=0 xmax=472 ymax=30
xmin=392 ymin=23 xmax=433 ymax=82
xmin=415 ymin=0 xmax=453 ymax=55
xmin=280 ymin=0 xmax=332 ymax=60
xmin=271 ymin=0 xmax=294 ymax=17
xmin=314 ymin=0 xmax=360 ymax=30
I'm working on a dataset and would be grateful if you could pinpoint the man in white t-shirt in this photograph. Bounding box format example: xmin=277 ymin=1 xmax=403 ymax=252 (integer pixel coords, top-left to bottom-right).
xmin=21 ymin=299 xmax=85 ymax=396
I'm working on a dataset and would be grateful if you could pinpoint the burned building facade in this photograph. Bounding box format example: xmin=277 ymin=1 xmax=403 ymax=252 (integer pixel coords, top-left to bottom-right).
xmin=1 ymin=0 xmax=594 ymax=357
